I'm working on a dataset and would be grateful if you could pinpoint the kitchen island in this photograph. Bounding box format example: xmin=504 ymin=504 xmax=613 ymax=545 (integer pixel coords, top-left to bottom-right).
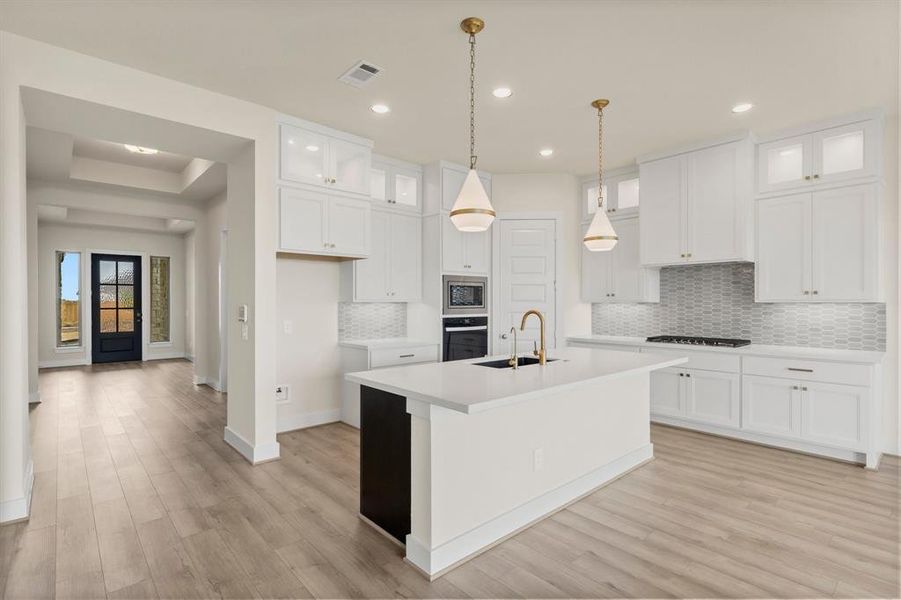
xmin=346 ymin=346 xmax=686 ymax=579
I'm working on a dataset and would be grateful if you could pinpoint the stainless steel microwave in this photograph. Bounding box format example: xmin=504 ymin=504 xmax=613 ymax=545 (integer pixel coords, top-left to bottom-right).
xmin=442 ymin=275 xmax=488 ymax=315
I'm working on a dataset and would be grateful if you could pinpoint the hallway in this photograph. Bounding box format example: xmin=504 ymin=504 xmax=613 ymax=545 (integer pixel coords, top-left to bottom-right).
xmin=1 ymin=360 xmax=898 ymax=599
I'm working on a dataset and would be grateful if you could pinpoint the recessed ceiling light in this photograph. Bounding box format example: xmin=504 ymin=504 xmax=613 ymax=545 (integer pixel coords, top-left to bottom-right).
xmin=370 ymin=104 xmax=391 ymax=114
xmin=539 ymin=148 xmax=554 ymax=157
xmin=492 ymin=87 xmax=512 ymax=98
xmin=124 ymin=144 xmax=159 ymax=155
xmin=305 ymin=145 xmax=320 ymax=152
xmin=731 ymin=102 xmax=753 ymax=113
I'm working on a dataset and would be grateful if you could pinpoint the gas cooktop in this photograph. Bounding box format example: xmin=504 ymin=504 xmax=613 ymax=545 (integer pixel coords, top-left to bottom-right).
xmin=645 ymin=335 xmax=751 ymax=348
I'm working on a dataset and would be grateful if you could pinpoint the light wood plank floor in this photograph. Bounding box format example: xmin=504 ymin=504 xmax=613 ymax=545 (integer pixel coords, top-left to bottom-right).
xmin=2 ymin=359 xmax=898 ymax=599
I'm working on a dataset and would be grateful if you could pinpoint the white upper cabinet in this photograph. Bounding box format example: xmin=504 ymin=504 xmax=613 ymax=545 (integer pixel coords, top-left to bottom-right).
xmin=757 ymin=117 xmax=880 ymax=194
xmin=370 ymin=155 xmax=423 ymax=212
xmin=279 ymin=122 xmax=372 ymax=196
xmin=279 ymin=186 xmax=371 ymax=258
xmin=343 ymin=210 xmax=422 ymax=302
xmin=442 ymin=214 xmax=490 ymax=275
xmin=582 ymin=217 xmax=659 ymax=303
xmin=639 ymin=137 xmax=753 ymax=266
xmin=427 ymin=162 xmax=491 ymax=214
xmin=581 ymin=167 xmax=639 ymax=222
xmin=756 ymin=183 xmax=879 ymax=302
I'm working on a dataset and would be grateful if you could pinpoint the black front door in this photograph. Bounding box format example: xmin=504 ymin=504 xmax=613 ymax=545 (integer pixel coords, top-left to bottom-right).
xmin=92 ymin=254 xmax=142 ymax=363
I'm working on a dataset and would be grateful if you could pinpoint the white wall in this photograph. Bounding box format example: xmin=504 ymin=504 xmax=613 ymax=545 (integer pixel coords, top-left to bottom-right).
xmin=275 ymin=255 xmax=343 ymax=432
xmin=197 ymin=191 xmax=227 ymax=389
xmin=36 ymin=222 xmax=187 ymax=366
xmin=184 ymin=229 xmax=195 ymax=360
xmin=491 ymin=173 xmax=591 ymax=339
xmin=881 ymin=115 xmax=899 ymax=455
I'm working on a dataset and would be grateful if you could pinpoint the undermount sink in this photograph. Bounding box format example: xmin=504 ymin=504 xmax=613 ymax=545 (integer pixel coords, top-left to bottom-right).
xmin=474 ymin=356 xmax=558 ymax=369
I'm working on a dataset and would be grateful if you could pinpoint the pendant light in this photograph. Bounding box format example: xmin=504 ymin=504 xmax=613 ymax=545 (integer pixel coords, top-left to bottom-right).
xmin=450 ymin=17 xmax=496 ymax=232
xmin=583 ymin=99 xmax=618 ymax=251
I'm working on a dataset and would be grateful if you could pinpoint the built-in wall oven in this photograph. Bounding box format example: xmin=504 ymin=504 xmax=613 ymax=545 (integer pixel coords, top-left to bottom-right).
xmin=442 ymin=316 xmax=488 ymax=362
xmin=442 ymin=275 xmax=487 ymax=316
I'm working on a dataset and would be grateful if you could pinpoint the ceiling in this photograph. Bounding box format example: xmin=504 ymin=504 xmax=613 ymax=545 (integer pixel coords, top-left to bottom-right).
xmin=72 ymin=138 xmax=193 ymax=173
xmin=1 ymin=1 xmax=897 ymax=174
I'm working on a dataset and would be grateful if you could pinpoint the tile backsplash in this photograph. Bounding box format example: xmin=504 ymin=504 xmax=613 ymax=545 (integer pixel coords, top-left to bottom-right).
xmin=338 ymin=302 xmax=407 ymax=341
xmin=591 ymin=263 xmax=886 ymax=351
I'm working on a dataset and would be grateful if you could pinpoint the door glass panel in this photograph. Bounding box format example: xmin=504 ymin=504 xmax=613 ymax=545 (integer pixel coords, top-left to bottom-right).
xmin=585 ymin=184 xmax=607 ymax=216
xmin=370 ymin=168 xmax=387 ymax=200
xmin=100 ymin=309 xmax=117 ymax=332
xmin=332 ymin=140 xmax=368 ymax=191
xmin=118 ymin=309 xmax=134 ymax=332
xmin=281 ymin=126 xmax=328 ymax=183
xmin=117 ymin=285 xmax=134 ymax=308
xmin=99 ymin=285 xmax=117 ymax=308
xmin=617 ymin=178 xmax=640 ymax=209
xmin=117 ymin=261 xmax=134 ymax=284
xmin=395 ymin=173 xmax=418 ymax=207
xmin=768 ymin=144 xmax=804 ymax=184
xmin=821 ymin=131 xmax=863 ymax=175
xmin=100 ymin=260 xmax=116 ymax=284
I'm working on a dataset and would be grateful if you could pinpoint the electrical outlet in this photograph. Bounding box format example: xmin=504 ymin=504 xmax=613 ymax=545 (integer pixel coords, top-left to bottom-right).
xmin=532 ymin=448 xmax=544 ymax=472
xmin=283 ymin=320 xmax=293 ymax=334
xmin=275 ymin=385 xmax=289 ymax=403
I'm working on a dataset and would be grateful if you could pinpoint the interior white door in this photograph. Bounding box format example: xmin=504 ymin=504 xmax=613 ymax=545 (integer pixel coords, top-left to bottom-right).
xmin=688 ymin=141 xmax=741 ymax=261
xmin=810 ymin=185 xmax=878 ymax=301
xmin=650 ymin=368 xmax=684 ymax=417
xmin=741 ymin=375 xmax=802 ymax=438
xmin=496 ymin=219 xmax=556 ymax=354
xmin=388 ymin=213 xmax=422 ymax=301
xmin=639 ymin=154 xmax=684 ymax=265
xmin=756 ymin=193 xmax=811 ymax=301
xmin=684 ymin=369 xmax=740 ymax=427
xmin=279 ymin=187 xmax=327 ymax=252
xmin=354 ymin=210 xmax=389 ymax=301
xmin=327 ymin=196 xmax=370 ymax=256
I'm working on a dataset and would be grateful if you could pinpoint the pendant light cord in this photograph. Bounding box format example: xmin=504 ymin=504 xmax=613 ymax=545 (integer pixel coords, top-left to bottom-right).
xmin=597 ymin=105 xmax=604 ymax=209
xmin=469 ymin=32 xmax=477 ymax=170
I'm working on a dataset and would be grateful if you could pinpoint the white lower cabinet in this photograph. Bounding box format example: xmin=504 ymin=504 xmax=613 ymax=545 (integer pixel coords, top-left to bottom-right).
xmin=572 ymin=337 xmax=882 ymax=467
xmin=279 ymin=186 xmax=371 ymax=257
xmin=341 ymin=210 xmax=422 ymax=302
xmin=650 ymin=367 xmax=739 ymax=427
xmin=741 ymin=375 xmax=801 ymax=438
xmin=742 ymin=375 xmax=868 ymax=451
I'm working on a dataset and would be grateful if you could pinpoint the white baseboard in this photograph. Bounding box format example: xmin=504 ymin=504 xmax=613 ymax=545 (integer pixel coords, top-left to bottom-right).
xmin=223 ymin=426 xmax=280 ymax=465
xmin=146 ymin=350 xmax=186 ymax=361
xmin=29 ymin=391 xmax=41 ymax=404
xmin=0 ymin=460 xmax=34 ymax=523
xmin=206 ymin=378 xmax=222 ymax=392
xmin=185 ymin=353 xmax=195 ymax=362
xmin=277 ymin=409 xmax=341 ymax=433
xmin=39 ymin=357 xmax=88 ymax=369
xmin=405 ymin=443 xmax=654 ymax=578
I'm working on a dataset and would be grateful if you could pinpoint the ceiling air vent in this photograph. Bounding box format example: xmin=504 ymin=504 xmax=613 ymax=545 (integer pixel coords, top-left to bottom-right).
xmin=338 ymin=60 xmax=383 ymax=88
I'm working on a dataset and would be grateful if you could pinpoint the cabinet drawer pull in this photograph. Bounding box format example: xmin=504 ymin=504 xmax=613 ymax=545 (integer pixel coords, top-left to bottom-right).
xmin=787 ymin=367 xmax=814 ymax=373
xmin=398 ymin=354 xmax=415 ymax=358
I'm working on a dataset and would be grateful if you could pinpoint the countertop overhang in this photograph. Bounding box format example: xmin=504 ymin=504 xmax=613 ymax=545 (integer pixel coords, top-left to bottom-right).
xmin=346 ymin=347 xmax=686 ymax=414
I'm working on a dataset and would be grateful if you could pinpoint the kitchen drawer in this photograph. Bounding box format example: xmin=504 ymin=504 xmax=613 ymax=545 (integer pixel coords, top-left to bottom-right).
xmin=640 ymin=347 xmax=740 ymax=373
xmin=370 ymin=345 xmax=439 ymax=369
xmin=742 ymin=356 xmax=871 ymax=387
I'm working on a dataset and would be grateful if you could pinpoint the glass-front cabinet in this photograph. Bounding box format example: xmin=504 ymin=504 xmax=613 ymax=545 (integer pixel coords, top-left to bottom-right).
xmin=369 ymin=155 xmax=422 ymax=212
xmin=279 ymin=122 xmax=372 ymax=197
xmin=582 ymin=166 xmax=639 ymax=222
xmin=757 ymin=118 xmax=878 ymax=194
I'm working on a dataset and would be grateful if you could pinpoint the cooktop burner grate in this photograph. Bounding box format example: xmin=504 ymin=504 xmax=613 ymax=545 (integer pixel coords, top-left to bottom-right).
xmin=646 ymin=335 xmax=751 ymax=348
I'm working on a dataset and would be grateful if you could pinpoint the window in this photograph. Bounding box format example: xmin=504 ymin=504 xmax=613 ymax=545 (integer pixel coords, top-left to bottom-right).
xmin=56 ymin=251 xmax=81 ymax=347
xmin=150 ymin=256 xmax=170 ymax=343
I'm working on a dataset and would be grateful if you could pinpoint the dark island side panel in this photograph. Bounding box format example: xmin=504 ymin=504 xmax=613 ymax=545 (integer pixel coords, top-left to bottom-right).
xmin=360 ymin=385 xmax=411 ymax=543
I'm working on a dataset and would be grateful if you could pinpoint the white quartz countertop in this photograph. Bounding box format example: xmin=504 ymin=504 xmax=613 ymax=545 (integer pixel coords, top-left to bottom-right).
xmin=345 ymin=346 xmax=686 ymax=414
xmin=566 ymin=335 xmax=885 ymax=364
xmin=338 ymin=338 xmax=438 ymax=350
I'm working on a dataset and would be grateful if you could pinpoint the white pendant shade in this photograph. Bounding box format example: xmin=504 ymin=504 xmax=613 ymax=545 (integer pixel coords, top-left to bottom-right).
xmin=583 ymin=207 xmax=618 ymax=251
xmin=450 ymin=169 xmax=496 ymax=232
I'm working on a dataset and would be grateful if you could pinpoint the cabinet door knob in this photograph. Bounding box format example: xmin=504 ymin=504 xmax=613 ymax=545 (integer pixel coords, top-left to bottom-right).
xmin=679 ymin=373 xmax=684 ymax=377
xmin=812 ymin=290 xmax=818 ymax=295
xmin=802 ymin=386 xmax=808 ymax=391
xmin=803 ymin=290 xmax=810 ymax=295
xmin=792 ymin=385 xmax=799 ymax=390
xmin=804 ymin=175 xmax=812 ymax=180
xmin=813 ymin=174 xmax=819 ymax=179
